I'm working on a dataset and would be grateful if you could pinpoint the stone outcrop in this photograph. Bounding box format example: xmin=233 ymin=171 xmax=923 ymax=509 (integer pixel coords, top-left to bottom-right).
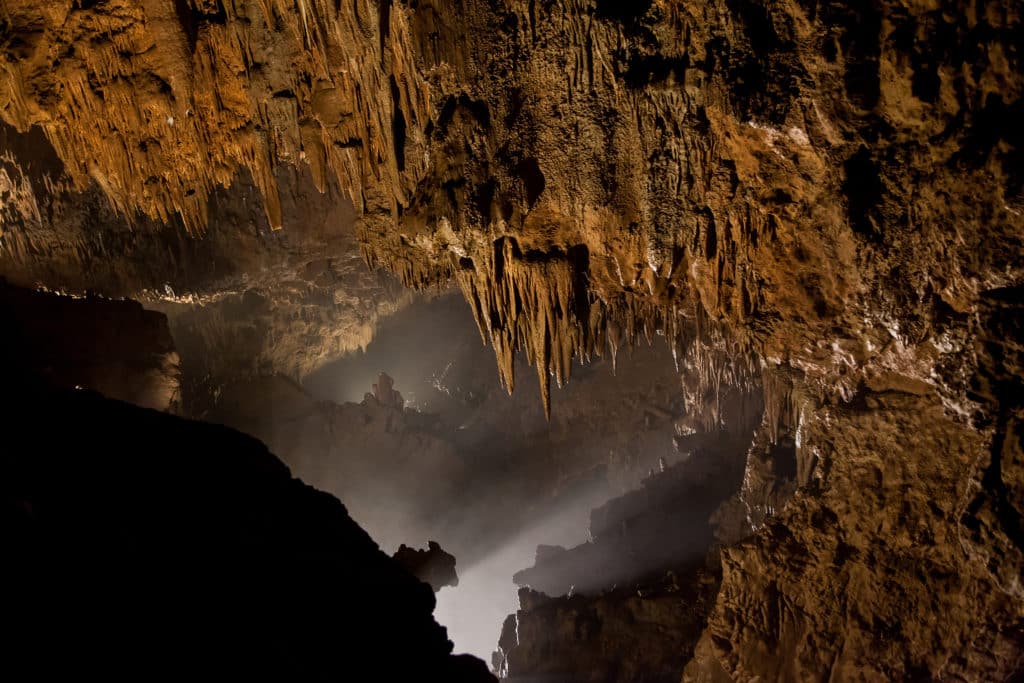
xmin=494 ymin=409 xmax=759 ymax=681
xmin=368 ymin=370 xmax=405 ymax=408
xmin=687 ymin=388 xmax=1024 ymax=682
xmin=0 ymin=279 xmax=181 ymax=412
xmin=512 ymin=430 xmax=755 ymax=598
xmin=203 ymin=372 xmax=468 ymax=550
xmin=681 ymin=287 xmax=1024 ymax=682
xmin=393 ymin=540 xmax=460 ymax=592
xmin=1 ymin=374 xmax=493 ymax=682
xmin=496 ymin=570 xmax=720 ymax=683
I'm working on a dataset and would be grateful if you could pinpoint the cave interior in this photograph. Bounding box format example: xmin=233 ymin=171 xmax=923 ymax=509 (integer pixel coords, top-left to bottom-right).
xmin=1 ymin=0 xmax=1023 ymax=681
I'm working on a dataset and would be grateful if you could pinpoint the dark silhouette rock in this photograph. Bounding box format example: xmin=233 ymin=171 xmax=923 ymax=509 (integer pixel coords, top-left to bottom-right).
xmin=0 ymin=370 xmax=493 ymax=682
xmin=0 ymin=279 xmax=181 ymax=412
xmin=393 ymin=541 xmax=459 ymax=592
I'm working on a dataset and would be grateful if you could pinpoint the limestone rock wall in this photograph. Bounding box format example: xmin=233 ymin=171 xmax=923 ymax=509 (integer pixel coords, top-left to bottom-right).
xmin=2 ymin=1 xmax=1023 ymax=681
xmin=5 ymin=0 xmax=1018 ymax=417
xmin=0 ymin=121 xmax=412 ymax=410
xmin=497 ymin=572 xmax=720 ymax=683
xmin=0 ymin=0 xmax=430 ymax=232
xmin=687 ymin=388 xmax=1023 ymax=681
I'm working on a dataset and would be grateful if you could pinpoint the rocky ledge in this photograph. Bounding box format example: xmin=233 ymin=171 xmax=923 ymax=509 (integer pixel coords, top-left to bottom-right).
xmin=1 ymin=369 xmax=493 ymax=681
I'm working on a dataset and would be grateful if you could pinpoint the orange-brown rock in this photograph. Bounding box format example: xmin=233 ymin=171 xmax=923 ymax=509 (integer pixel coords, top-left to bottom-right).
xmin=0 ymin=121 xmax=411 ymax=411
xmin=2 ymin=1 xmax=1023 ymax=680
xmin=0 ymin=0 xmax=430 ymax=233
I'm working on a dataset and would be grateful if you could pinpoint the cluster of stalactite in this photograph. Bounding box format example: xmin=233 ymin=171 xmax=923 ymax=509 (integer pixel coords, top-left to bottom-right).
xmin=0 ymin=0 xmax=895 ymax=435
xmin=761 ymin=364 xmax=808 ymax=446
xmin=435 ymin=232 xmax=759 ymax=423
xmin=1 ymin=0 xmax=428 ymax=233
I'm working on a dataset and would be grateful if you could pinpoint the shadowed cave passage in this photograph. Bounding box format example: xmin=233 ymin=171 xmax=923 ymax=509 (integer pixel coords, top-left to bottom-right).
xmin=2 ymin=279 xmax=758 ymax=678
xmin=299 ymin=292 xmax=697 ymax=662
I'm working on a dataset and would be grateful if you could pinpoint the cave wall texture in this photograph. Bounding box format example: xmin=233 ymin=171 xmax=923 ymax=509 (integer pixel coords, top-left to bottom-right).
xmin=0 ymin=119 xmax=412 ymax=412
xmin=2 ymin=0 xmax=1023 ymax=680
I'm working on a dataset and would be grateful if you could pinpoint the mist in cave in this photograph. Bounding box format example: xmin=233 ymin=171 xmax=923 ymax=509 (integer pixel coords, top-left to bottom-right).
xmin=298 ymin=291 xmax=687 ymax=662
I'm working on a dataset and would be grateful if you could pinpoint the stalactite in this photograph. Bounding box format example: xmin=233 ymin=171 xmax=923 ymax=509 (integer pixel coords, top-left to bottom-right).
xmin=761 ymin=364 xmax=805 ymax=445
xmin=0 ymin=0 xmax=431 ymax=235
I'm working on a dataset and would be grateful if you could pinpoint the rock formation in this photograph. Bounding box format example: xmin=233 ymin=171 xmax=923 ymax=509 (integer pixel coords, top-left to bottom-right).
xmin=368 ymin=370 xmax=405 ymax=408
xmin=496 ymin=570 xmax=721 ymax=683
xmin=512 ymin=429 xmax=756 ymax=598
xmin=494 ymin=403 xmax=760 ymax=681
xmin=1 ymin=367 xmax=493 ymax=681
xmin=393 ymin=540 xmax=460 ymax=592
xmin=203 ymin=315 xmax=690 ymax=561
xmin=2 ymin=0 xmax=1023 ymax=681
xmin=0 ymin=121 xmax=411 ymax=413
xmin=204 ymin=372 xmax=469 ymax=550
xmin=0 ymin=279 xmax=181 ymax=411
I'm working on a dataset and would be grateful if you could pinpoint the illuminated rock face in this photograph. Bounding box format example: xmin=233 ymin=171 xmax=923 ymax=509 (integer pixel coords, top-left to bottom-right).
xmin=0 ymin=0 xmax=430 ymax=233
xmin=0 ymin=122 xmax=411 ymax=409
xmin=688 ymin=387 xmax=1023 ymax=682
xmin=1 ymin=1 xmax=1023 ymax=681
xmin=4 ymin=0 xmax=1020 ymax=411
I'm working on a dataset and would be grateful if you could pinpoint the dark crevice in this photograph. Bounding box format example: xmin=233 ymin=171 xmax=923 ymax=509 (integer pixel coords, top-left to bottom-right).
xmin=594 ymin=0 xmax=654 ymax=25
xmin=621 ymin=53 xmax=690 ymax=89
xmin=705 ymin=211 xmax=718 ymax=260
xmin=390 ymin=76 xmax=407 ymax=172
xmin=474 ymin=179 xmax=497 ymax=221
xmin=172 ymin=0 xmax=200 ymax=53
xmin=437 ymin=95 xmax=492 ymax=136
xmin=838 ymin=2 xmax=882 ymax=110
xmin=516 ymin=157 xmax=545 ymax=208
xmin=712 ymin=0 xmax=804 ymax=123
xmin=379 ymin=0 xmax=391 ymax=67
xmin=567 ymin=244 xmax=591 ymax=321
xmin=843 ymin=145 xmax=884 ymax=241
xmin=979 ymin=410 xmax=1024 ymax=552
